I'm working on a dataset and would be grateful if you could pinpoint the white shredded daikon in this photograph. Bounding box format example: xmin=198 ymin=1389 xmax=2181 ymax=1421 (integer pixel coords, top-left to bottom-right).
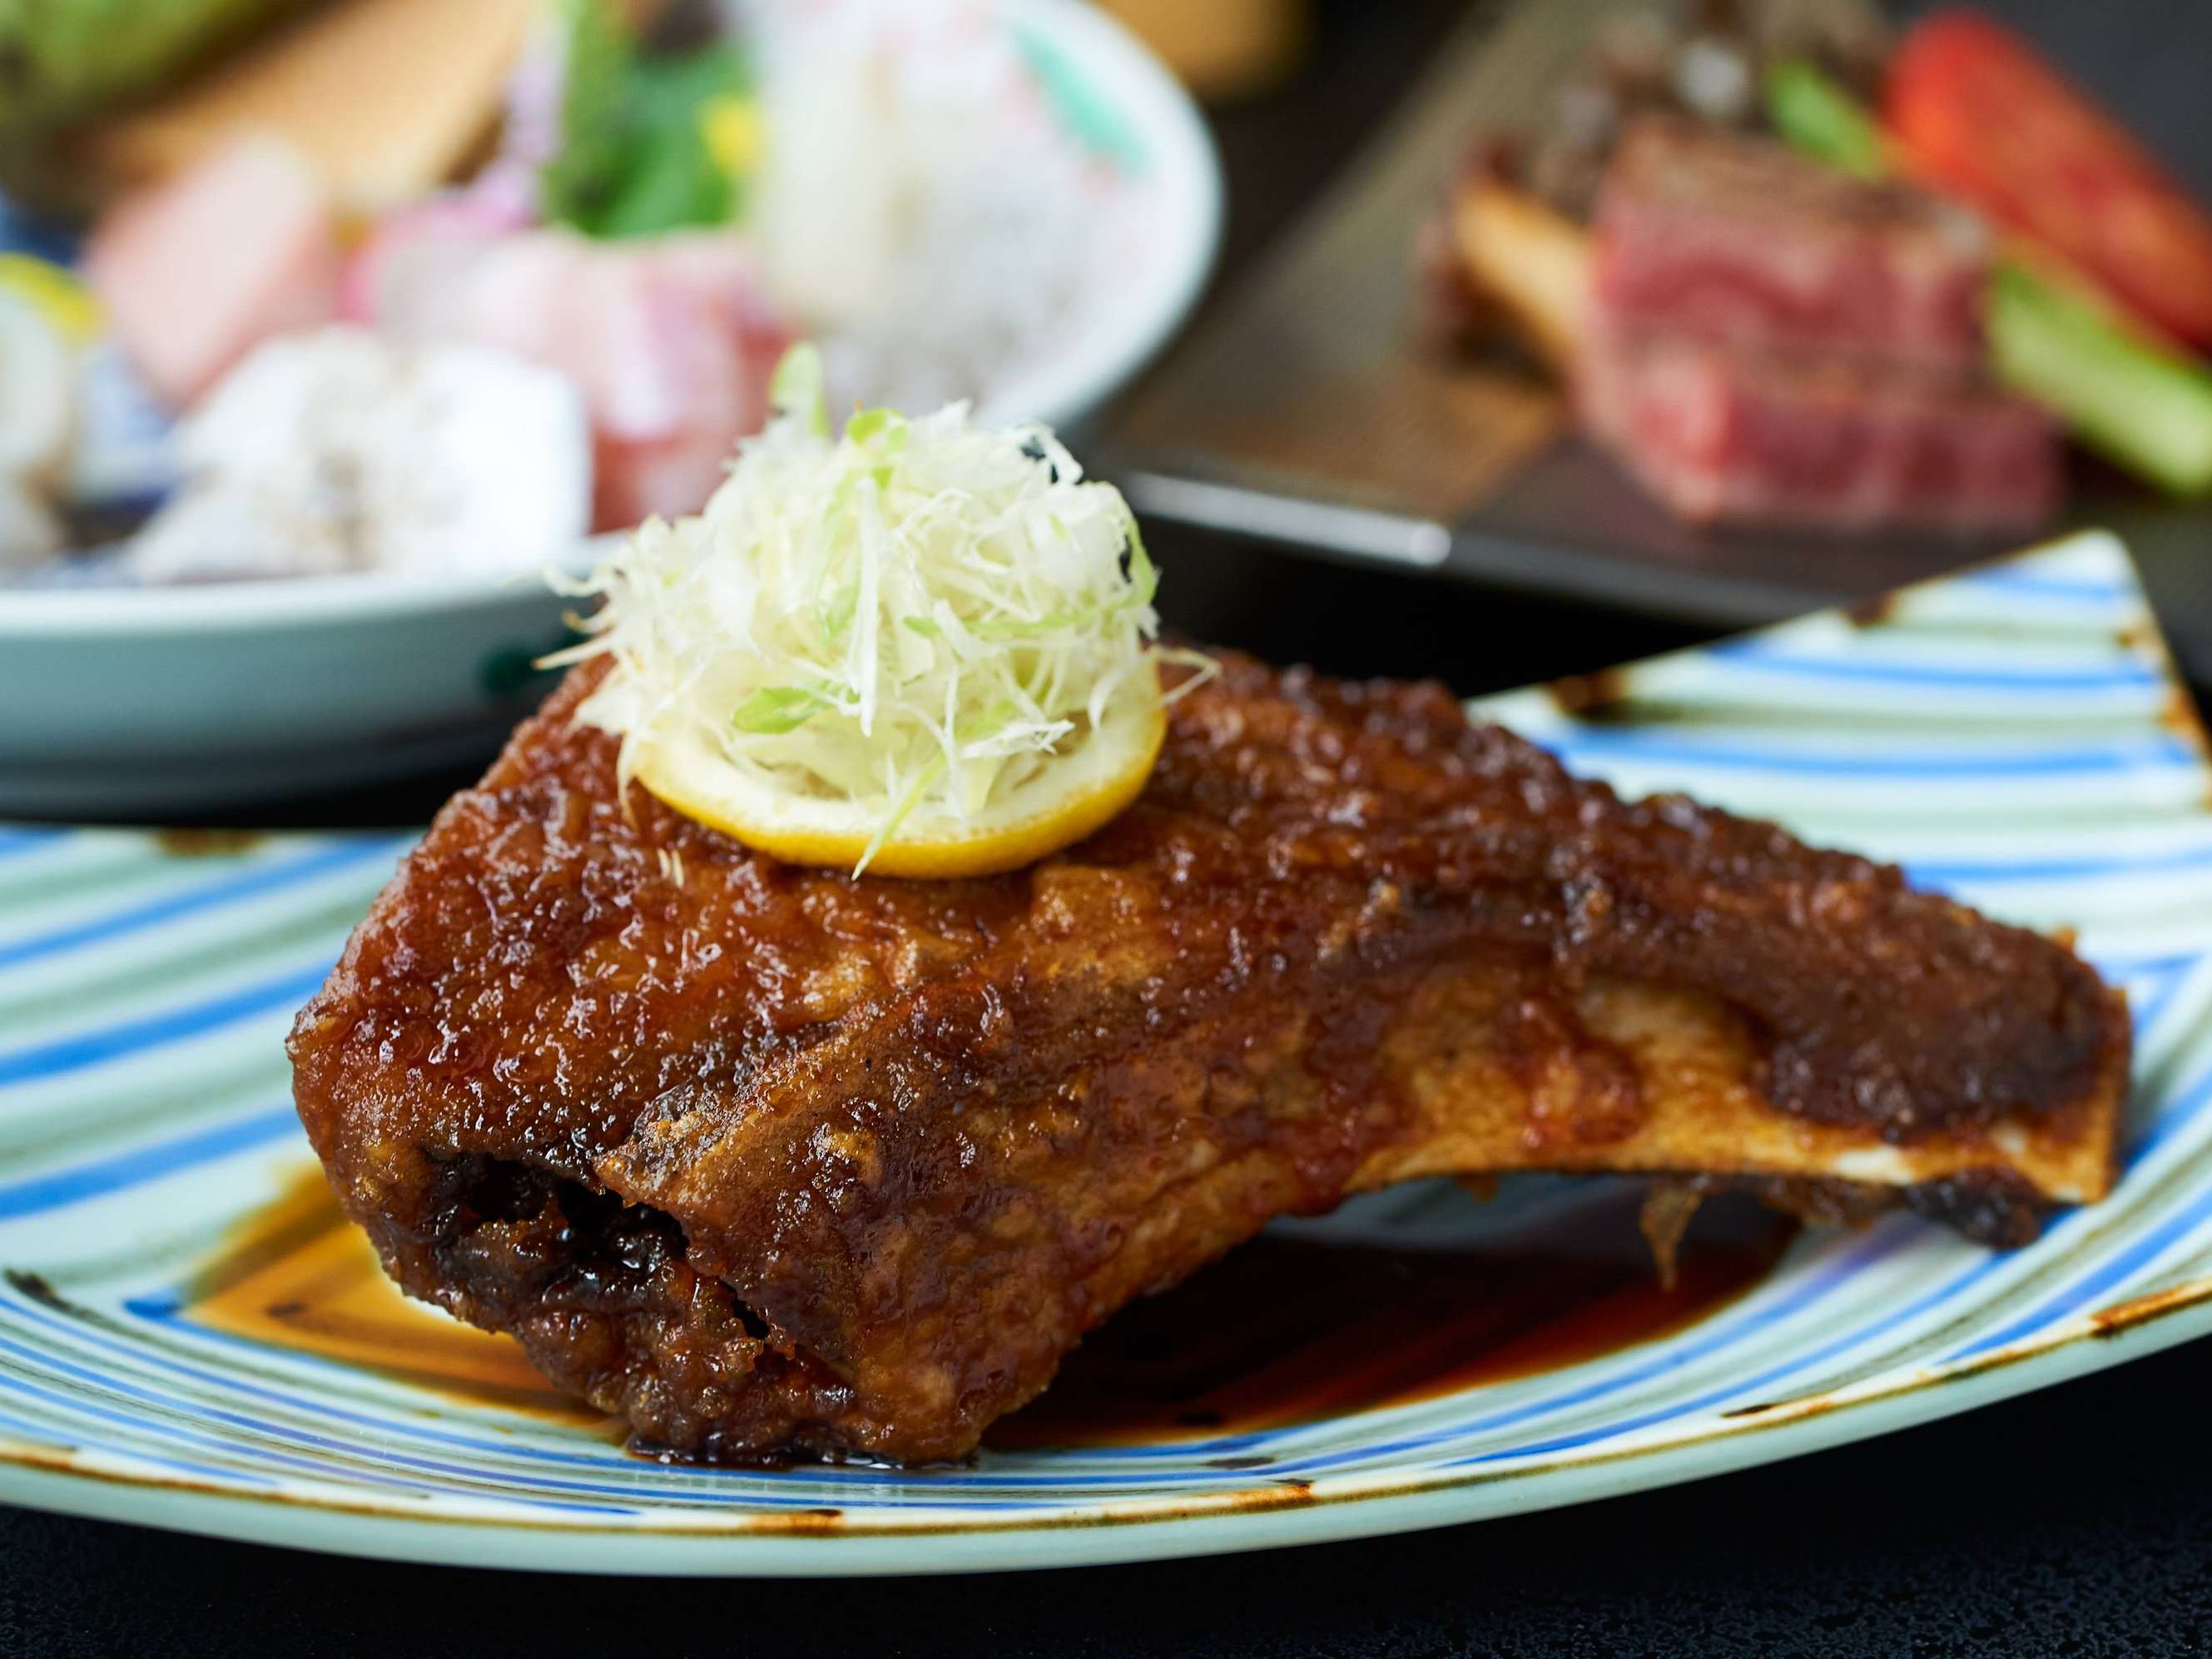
xmin=548 ymin=344 xmax=1174 ymax=853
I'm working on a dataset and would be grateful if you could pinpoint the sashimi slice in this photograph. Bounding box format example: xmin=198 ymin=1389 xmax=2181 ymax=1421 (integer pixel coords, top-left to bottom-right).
xmin=367 ymin=226 xmax=790 ymax=527
xmin=84 ymin=137 xmax=339 ymax=409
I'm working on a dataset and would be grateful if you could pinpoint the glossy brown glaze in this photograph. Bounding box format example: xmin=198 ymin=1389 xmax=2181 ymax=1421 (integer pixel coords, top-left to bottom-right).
xmin=1096 ymin=653 xmax=2116 ymax=1138
xmin=289 ymin=652 xmax=2126 ymax=1463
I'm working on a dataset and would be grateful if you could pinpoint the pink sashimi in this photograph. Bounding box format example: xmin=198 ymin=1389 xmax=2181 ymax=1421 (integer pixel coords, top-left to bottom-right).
xmin=335 ymin=182 xmax=536 ymax=325
xmin=365 ymin=226 xmax=790 ymax=528
xmin=85 ymin=138 xmax=341 ymax=409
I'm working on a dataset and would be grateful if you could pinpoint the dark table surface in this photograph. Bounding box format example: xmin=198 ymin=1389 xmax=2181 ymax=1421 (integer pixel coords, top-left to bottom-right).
xmin=10 ymin=2 xmax=2212 ymax=1652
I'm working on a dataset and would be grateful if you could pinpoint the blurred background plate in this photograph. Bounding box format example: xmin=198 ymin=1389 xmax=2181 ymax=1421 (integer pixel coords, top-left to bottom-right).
xmin=1094 ymin=0 xmax=2212 ymax=687
xmin=0 ymin=0 xmax=1220 ymax=819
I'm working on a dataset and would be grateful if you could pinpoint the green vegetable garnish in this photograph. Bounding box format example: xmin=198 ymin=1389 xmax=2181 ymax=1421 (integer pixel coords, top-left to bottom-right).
xmin=1764 ymin=58 xmax=2212 ymax=497
xmin=1989 ymin=266 xmax=2212 ymax=497
xmin=770 ymin=340 xmax=829 ymax=437
xmin=540 ymin=0 xmax=755 ymax=241
xmin=846 ymin=407 xmax=906 ymax=448
xmin=1762 ymin=60 xmax=1887 ymax=180
xmin=731 ymin=685 xmax=837 ymax=735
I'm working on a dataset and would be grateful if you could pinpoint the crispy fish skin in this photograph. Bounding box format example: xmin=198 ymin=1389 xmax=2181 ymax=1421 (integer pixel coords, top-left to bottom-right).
xmin=289 ymin=653 xmax=2127 ymax=1463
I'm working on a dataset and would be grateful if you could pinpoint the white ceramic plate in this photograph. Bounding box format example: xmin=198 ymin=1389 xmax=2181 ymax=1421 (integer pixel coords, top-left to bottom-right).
xmin=0 ymin=0 xmax=1223 ymax=817
xmin=0 ymin=531 xmax=2206 ymax=1575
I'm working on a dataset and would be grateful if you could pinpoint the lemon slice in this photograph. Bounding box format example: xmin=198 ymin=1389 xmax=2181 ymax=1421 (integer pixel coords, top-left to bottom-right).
xmin=635 ymin=670 xmax=1166 ymax=878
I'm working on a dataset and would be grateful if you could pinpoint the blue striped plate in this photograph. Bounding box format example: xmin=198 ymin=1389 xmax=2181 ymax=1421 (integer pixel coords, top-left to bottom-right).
xmin=2 ymin=530 xmax=2208 ymax=1575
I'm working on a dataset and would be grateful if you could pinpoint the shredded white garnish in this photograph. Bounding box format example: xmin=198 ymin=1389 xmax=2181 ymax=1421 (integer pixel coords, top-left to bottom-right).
xmin=548 ymin=344 xmax=1182 ymax=867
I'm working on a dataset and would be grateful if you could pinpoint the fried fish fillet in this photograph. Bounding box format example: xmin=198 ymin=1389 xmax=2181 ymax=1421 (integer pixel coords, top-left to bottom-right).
xmin=289 ymin=653 xmax=2128 ymax=1463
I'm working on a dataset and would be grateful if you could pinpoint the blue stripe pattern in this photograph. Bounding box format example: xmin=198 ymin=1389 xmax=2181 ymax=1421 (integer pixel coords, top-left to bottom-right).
xmin=1543 ymin=731 xmax=2196 ymax=777
xmin=1707 ymin=638 xmax=2160 ymax=691
xmin=0 ymin=964 xmax=332 ymax=1087
xmin=1952 ymin=569 xmax=2125 ymax=600
xmin=0 ymin=530 xmax=2207 ymax=1561
xmin=1907 ymin=844 xmax=2212 ymax=884
xmin=1955 ymin=1200 xmax=2209 ymax=1358
xmin=0 ymin=1105 xmax=301 ymax=1221
xmin=0 ymin=837 xmax=404 ymax=971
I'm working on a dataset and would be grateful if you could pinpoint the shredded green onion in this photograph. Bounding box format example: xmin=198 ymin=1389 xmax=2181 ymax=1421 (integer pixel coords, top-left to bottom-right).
xmin=548 ymin=343 xmax=1177 ymax=841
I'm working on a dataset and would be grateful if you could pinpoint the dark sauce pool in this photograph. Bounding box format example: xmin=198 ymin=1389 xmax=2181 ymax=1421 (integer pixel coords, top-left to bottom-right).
xmin=203 ymin=1170 xmax=1796 ymax=1455
xmin=988 ymin=1186 xmax=1796 ymax=1449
